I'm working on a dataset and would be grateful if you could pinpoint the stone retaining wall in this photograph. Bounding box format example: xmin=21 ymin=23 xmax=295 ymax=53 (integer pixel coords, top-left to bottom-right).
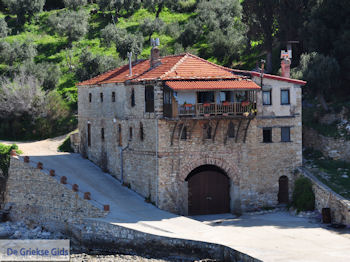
xmin=299 ymin=167 xmax=350 ymax=225
xmin=4 ymin=157 xmax=107 ymax=224
xmin=67 ymin=219 xmax=261 ymax=262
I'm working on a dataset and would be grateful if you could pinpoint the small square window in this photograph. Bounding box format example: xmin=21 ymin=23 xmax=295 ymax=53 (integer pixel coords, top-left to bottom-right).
xmin=281 ymin=127 xmax=291 ymax=142
xmin=263 ymin=128 xmax=272 ymax=143
xmin=100 ymin=92 xmax=104 ymax=102
xmin=89 ymin=93 xmax=92 ymax=103
xmin=281 ymin=90 xmax=290 ymax=105
xmin=129 ymin=127 xmax=133 ymax=140
xmin=112 ymin=92 xmax=115 ymax=102
xmin=263 ymin=90 xmax=271 ymax=105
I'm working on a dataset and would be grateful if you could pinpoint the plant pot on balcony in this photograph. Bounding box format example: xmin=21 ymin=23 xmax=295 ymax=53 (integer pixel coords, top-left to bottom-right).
xmin=222 ymin=101 xmax=230 ymax=106
xmin=184 ymin=104 xmax=193 ymax=108
xmin=241 ymin=101 xmax=250 ymax=107
xmin=203 ymin=103 xmax=211 ymax=107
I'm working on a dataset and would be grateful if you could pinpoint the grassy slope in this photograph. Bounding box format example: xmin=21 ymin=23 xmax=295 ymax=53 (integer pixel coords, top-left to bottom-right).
xmin=0 ymin=5 xmax=197 ymax=105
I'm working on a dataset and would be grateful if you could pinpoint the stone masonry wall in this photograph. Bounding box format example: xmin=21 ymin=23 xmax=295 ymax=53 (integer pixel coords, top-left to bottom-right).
xmin=68 ymin=218 xmax=261 ymax=262
xmin=4 ymin=157 xmax=106 ymax=225
xmin=300 ymin=168 xmax=350 ymax=225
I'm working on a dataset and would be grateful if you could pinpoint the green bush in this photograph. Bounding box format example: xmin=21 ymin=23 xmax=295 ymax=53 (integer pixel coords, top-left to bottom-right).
xmin=58 ymin=136 xmax=73 ymax=152
xmin=292 ymin=177 xmax=315 ymax=212
xmin=0 ymin=143 xmax=19 ymax=176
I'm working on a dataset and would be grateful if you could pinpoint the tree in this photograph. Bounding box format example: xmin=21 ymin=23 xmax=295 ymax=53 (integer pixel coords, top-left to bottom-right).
xmin=100 ymin=23 xmax=118 ymax=47
xmin=76 ymin=50 xmax=120 ymax=81
xmin=4 ymin=0 xmax=45 ymax=24
xmin=182 ymin=0 xmax=246 ymax=65
xmin=97 ymin=0 xmax=141 ymax=21
xmin=0 ymin=41 xmax=37 ymax=65
xmin=18 ymin=61 xmax=61 ymax=90
xmin=0 ymin=18 xmax=9 ymax=38
xmin=305 ymin=0 xmax=350 ymax=85
xmin=115 ymin=32 xmax=143 ymax=60
xmin=242 ymin=0 xmax=279 ymax=73
xmin=143 ymin=0 xmax=178 ymax=18
xmin=292 ymin=52 xmax=340 ymax=110
xmin=139 ymin=18 xmax=164 ymax=41
xmin=63 ymin=0 xmax=87 ymax=10
xmin=0 ymin=73 xmax=45 ymax=120
xmin=48 ymin=10 xmax=89 ymax=44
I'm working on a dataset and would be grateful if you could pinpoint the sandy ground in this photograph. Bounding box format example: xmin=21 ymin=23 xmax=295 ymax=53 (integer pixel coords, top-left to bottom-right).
xmin=2 ymin=138 xmax=350 ymax=262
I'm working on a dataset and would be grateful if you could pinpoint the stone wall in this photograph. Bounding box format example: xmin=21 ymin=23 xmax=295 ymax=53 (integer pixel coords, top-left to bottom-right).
xmin=4 ymin=157 xmax=106 ymax=225
xmin=68 ymin=219 xmax=261 ymax=262
xmin=299 ymin=168 xmax=350 ymax=225
xmin=303 ymin=127 xmax=350 ymax=161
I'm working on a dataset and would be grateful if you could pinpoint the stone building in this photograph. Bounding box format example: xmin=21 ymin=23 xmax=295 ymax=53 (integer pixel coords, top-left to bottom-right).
xmin=77 ymin=47 xmax=306 ymax=215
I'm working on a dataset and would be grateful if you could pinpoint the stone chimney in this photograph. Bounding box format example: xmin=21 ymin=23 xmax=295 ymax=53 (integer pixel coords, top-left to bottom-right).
xmin=150 ymin=38 xmax=161 ymax=68
xmin=281 ymin=58 xmax=291 ymax=78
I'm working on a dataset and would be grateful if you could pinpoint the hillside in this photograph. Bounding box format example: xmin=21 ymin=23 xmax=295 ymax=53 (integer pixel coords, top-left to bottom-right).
xmin=0 ymin=0 xmax=349 ymax=140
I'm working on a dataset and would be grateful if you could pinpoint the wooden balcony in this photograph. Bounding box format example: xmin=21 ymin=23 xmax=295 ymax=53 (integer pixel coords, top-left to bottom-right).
xmin=165 ymin=101 xmax=257 ymax=118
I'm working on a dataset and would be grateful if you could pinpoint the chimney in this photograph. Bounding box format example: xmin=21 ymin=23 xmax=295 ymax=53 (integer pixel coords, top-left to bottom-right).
xmin=127 ymin=51 xmax=132 ymax=76
xmin=150 ymin=38 xmax=161 ymax=68
xmin=280 ymin=50 xmax=291 ymax=78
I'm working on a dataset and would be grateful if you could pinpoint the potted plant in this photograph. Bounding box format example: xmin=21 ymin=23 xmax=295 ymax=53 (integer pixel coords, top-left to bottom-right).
xmin=183 ymin=101 xmax=192 ymax=108
xmin=203 ymin=103 xmax=211 ymax=107
xmin=241 ymin=101 xmax=250 ymax=107
xmin=222 ymin=101 xmax=230 ymax=106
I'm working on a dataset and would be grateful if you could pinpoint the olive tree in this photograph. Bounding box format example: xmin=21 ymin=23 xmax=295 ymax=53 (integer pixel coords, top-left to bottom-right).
xmin=63 ymin=0 xmax=87 ymax=10
xmin=4 ymin=0 xmax=45 ymax=24
xmin=48 ymin=10 xmax=89 ymax=44
xmin=0 ymin=41 xmax=37 ymax=65
xmin=0 ymin=18 xmax=9 ymax=38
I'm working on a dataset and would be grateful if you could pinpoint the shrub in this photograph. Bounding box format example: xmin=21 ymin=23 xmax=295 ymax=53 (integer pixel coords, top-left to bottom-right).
xmin=292 ymin=177 xmax=315 ymax=212
xmin=0 ymin=18 xmax=9 ymax=38
xmin=63 ymin=0 xmax=87 ymax=10
xmin=100 ymin=23 xmax=118 ymax=47
xmin=58 ymin=136 xmax=73 ymax=152
xmin=48 ymin=10 xmax=89 ymax=44
xmin=0 ymin=143 xmax=19 ymax=176
xmin=139 ymin=18 xmax=165 ymax=40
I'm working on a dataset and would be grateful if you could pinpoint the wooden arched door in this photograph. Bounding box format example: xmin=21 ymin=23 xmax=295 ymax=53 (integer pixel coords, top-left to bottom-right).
xmin=278 ymin=176 xmax=289 ymax=204
xmin=188 ymin=168 xmax=230 ymax=215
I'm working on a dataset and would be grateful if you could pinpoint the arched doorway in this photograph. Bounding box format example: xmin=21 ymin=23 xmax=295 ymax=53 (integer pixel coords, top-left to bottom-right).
xmin=186 ymin=165 xmax=230 ymax=215
xmin=278 ymin=176 xmax=289 ymax=204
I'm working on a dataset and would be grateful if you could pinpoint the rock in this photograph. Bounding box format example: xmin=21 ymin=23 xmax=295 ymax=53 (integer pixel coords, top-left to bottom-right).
xmin=328 ymin=150 xmax=341 ymax=160
xmin=341 ymin=174 xmax=348 ymax=178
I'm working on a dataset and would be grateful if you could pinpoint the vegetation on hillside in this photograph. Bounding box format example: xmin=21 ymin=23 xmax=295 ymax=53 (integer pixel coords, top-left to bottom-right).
xmin=292 ymin=176 xmax=315 ymax=212
xmin=0 ymin=0 xmax=348 ymax=140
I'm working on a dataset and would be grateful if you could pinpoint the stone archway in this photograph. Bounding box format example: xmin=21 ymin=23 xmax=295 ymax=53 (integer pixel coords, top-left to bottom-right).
xmin=179 ymin=156 xmax=240 ymax=186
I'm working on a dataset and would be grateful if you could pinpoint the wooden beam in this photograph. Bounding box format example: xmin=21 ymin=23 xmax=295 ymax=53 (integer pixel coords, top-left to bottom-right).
xmin=188 ymin=120 xmax=197 ymax=139
xmin=212 ymin=119 xmax=220 ymax=142
xmin=243 ymin=118 xmax=252 ymax=143
xmin=235 ymin=119 xmax=242 ymax=143
xmin=178 ymin=119 xmax=188 ymax=142
xmin=170 ymin=121 xmax=179 ymax=146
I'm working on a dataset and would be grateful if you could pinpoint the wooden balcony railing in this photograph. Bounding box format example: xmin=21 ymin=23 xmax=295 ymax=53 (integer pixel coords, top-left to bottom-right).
xmin=177 ymin=102 xmax=256 ymax=117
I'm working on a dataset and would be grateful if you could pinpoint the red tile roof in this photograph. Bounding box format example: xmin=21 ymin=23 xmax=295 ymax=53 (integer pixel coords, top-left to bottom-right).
xmin=77 ymin=53 xmax=306 ymax=88
xmin=77 ymin=53 xmax=239 ymax=86
xmin=165 ymin=80 xmax=260 ymax=90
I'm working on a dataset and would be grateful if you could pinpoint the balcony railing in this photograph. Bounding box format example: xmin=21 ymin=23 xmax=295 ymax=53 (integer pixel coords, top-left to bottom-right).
xmin=176 ymin=101 xmax=256 ymax=117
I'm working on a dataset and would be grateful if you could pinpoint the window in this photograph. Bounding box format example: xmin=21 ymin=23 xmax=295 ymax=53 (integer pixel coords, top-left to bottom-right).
xmin=89 ymin=93 xmax=92 ymax=103
xmin=87 ymin=123 xmax=91 ymax=147
xmin=100 ymin=92 xmax=104 ymax=102
xmin=263 ymin=90 xmax=271 ymax=105
xmin=118 ymin=124 xmax=122 ymax=146
xmin=197 ymin=91 xmax=214 ymax=103
xmin=139 ymin=122 xmax=144 ymax=141
xmin=101 ymin=128 xmax=105 ymax=141
xmin=281 ymin=89 xmax=290 ymax=105
xmin=228 ymin=121 xmax=235 ymax=138
xmin=131 ymin=89 xmax=135 ymax=107
xmin=281 ymin=127 xmax=291 ymax=142
xmin=112 ymin=92 xmax=116 ymax=102
xmin=129 ymin=127 xmax=133 ymax=140
xmin=145 ymin=86 xmax=154 ymax=112
xmin=263 ymin=128 xmax=272 ymax=143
